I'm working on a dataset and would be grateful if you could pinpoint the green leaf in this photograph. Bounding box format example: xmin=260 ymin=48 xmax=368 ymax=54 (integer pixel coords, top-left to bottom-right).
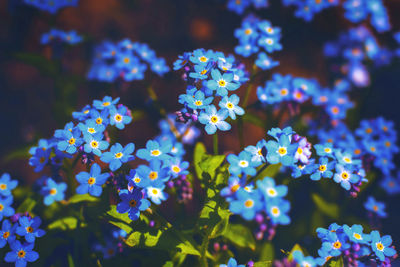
xmin=67 ymin=253 xmax=75 ymax=267
xmin=311 ymin=194 xmax=339 ymax=219
xmin=2 ymin=147 xmax=30 ymax=163
xmin=69 ymin=194 xmax=100 ymax=204
xmin=163 ymin=261 xmax=173 ymax=267
xmin=199 ymin=154 xmax=226 ymax=178
xmin=194 ymin=142 xmax=207 ymax=179
xmin=48 ymin=217 xmax=79 ymax=230
xmin=16 ymin=198 xmax=36 ymax=213
xmin=253 ymin=261 xmax=272 ymax=267
xmin=106 ymin=205 xmax=132 ymax=225
xmin=260 ymin=242 xmax=274 ymax=261
xmin=222 ymin=223 xmax=256 ymax=250
xmin=326 ymin=256 xmax=344 ymax=267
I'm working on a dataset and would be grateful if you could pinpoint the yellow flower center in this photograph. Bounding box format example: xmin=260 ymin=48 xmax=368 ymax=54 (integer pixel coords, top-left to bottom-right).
xmin=96 ymin=118 xmax=103 ymax=125
xmin=319 ymin=165 xmax=327 ymax=172
xmin=3 ymin=231 xmax=9 ymax=239
xmin=354 ymin=149 xmax=361 ymax=155
xmin=385 ymin=141 xmax=391 ymax=147
xmin=129 ymin=199 xmax=137 ymax=207
xmin=200 ymin=69 xmax=207 ymax=75
xmin=195 ymin=100 xmax=203 ymax=106
xmin=370 ymin=147 xmax=376 ymax=152
xmin=244 ymin=28 xmax=252 ymax=35
xmin=134 ymin=177 xmax=141 ymax=183
xmin=324 ymin=148 xmax=331 ymax=153
xmin=49 ymin=188 xmax=57 ymax=195
xmin=91 ymin=141 xmax=99 ymax=148
xmin=231 ymin=184 xmax=240 ymax=193
xmin=115 ymin=152 xmax=123 ymax=159
xmin=333 ymin=241 xmax=342 ymax=249
xmin=226 ymin=103 xmax=233 ymax=109
xmin=0 ymin=184 xmax=7 ymax=190
xmin=68 ymin=137 xmax=76 ymax=145
xmin=88 ymin=128 xmax=95 ymax=134
xmin=0 ymin=204 xmax=3 ymax=211
xmin=115 ymin=114 xmax=123 ymax=122
xmin=239 ymin=160 xmax=248 ymax=167
xmin=218 ymin=80 xmax=227 ymax=87
xmin=353 ymin=233 xmax=362 ymax=240
xmin=26 ymin=226 xmax=33 ymax=233
xmin=280 ymin=88 xmax=288 ymax=96
xmin=331 ymin=106 xmax=339 ymax=114
xmin=271 ymin=207 xmax=280 ymax=215
xmin=297 ymin=147 xmax=303 ymax=154
xmin=366 ymin=128 xmax=372 ymax=134
xmin=267 ymin=188 xmax=277 ymax=196
xmin=151 ymin=150 xmax=161 ymax=156
xmin=343 ymin=157 xmax=351 ymax=163
xmin=244 ymin=199 xmax=254 ymax=208
xmin=18 ymin=250 xmax=26 ymax=258
xmin=88 ymin=177 xmax=96 ymax=185
xmin=278 ymin=147 xmax=287 ymax=155
xmin=376 ymin=242 xmax=384 ymax=251
xmin=373 ymin=205 xmax=378 ymax=212
xmin=172 ymin=166 xmax=181 ymax=173
xmin=84 ymin=109 xmax=90 ymax=114
xmin=149 ymin=172 xmax=158 ymax=180
xmin=341 ymin=172 xmax=349 ymax=180
xmin=199 ymin=56 xmax=207 ymax=62
xmin=211 ymin=116 xmax=218 ymax=123
xmin=103 ymin=102 xmax=110 ymax=107
xmin=152 ymin=189 xmax=158 ymax=195
xmin=123 ymin=57 xmax=130 ymax=64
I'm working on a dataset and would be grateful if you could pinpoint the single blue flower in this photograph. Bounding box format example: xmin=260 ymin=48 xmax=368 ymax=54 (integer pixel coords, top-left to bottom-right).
xmin=244 ymin=139 xmax=267 ymax=165
xmin=109 ymin=106 xmax=132 ymax=130
xmin=83 ymin=133 xmax=109 ymax=156
xmin=266 ymin=198 xmax=291 ymax=225
xmin=136 ymin=140 xmax=172 ymax=162
xmin=227 ymin=151 xmax=258 ymax=176
xmin=198 ymin=105 xmax=231 ymax=135
xmin=309 ymin=157 xmax=335 ymax=181
xmin=4 ymin=240 xmax=39 ymax=266
xmin=57 ymin=128 xmax=83 ymax=154
xmin=72 ymin=105 xmax=92 ymax=121
xmin=0 ymin=196 xmax=15 ymax=221
xmin=218 ymin=94 xmax=244 ymax=120
xmin=93 ymin=96 xmax=120 ymax=110
xmin=78 ymin=119 xmax=105 ymax=136
xmin=146 ymin=185 xmax=168 ymax=205
xmin=229 ymin=189 xmax=262 ymax=221
xmin=41 ymin=178 xmax=67 ymax=206
xmin=101 ymin=143 xmax=135 ymax=171
xmin=207 ymin=69 xmax=240 ymax=96
xmin=266 ymin=134 xmax=298 ymax=166
xmin=343 ymin=224 xmax=371 ymax=244
xmin=136 ymin=159 xmax=171 ymax=187
xmin=255 ymin=52 xmax=279 ymax=70
xmin=333 ymin=164 xmax=360 ymax=190
xmin=165 ymin=158 xmax=189 ymax=178
xmin=370 ymin=231 xmax=396 ymax=261
xmin=76 ymin=163 xmax=110 ymax=197
xmin=0 ymin=220 xmax=16 ymax=248
xmin=187 ymin=90 xmax=213 ymax=110
xmin=292 ymin=250 xmax=319 ymax=267
xmin=0 ymin=174 xmax=18 ymax=197
xmin=364 ymin=196 xmax=387 ymax=218
xmin=16 ymin=216 xmax=45 ymax=243
xmin=256 ymin=177 xmax=287 ymax=198
xmin=90 ymin=109 xmax=110 ymax=127
xmin=314 ymin=143 xmax=335 ymax=158
xmin=117 ymin=188 xmax=150 ymax=221
xmin=29 ymin=147 xmax=50 ymax=172
xmin=151 ymin=58 xmax=169 ymax=76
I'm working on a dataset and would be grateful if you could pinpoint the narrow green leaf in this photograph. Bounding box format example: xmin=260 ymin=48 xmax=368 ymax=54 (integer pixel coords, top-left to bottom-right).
xmin=242 ymin=113 xmax=266 ymax=129
xmin=260 ymin=242 xmax=275 ymax=261
xmin=69 ymin=194 xmax=99 ymax=204
xmin=163 ymin=261 xmax=173 ymax=267
xmin=253 ymin=261 xmax=272 ymax=267
xmin=106 ymin=205 xmax=132 ymax=225
xmin=16 ymin=198 xmax=36 ymax=213
xmin=222 ymin=223 xmax=256 ymax=250
xmin=67 ymin=253 xmax=75 ymax=267
xmin=194 ymin=142 xmax=207 ymax=179
xmin=311 ymin=194 xmax=339 ymax=219
xmin=48 ymin=217 xmax=78 ymax=230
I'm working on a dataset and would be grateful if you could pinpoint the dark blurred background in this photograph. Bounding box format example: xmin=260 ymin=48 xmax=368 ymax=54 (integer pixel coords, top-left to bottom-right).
xmin=1 ymin=0 xmax=400 ymax=260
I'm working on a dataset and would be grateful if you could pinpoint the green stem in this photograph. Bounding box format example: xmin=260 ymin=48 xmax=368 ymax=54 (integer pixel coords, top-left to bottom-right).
xmin=247 ymin=163 xmax=268 ymax=185
xmin=213 ymin=133 xmax=218 ymax=155
xmin=200 ymin=233 xmax=210 ymax=267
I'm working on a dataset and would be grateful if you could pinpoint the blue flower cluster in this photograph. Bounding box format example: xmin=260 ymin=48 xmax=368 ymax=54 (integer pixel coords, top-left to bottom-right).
xmin=219 ymin=257 xmax=245 ymax=267
xmin=281 ymin=0 xmax=339 ymax=22
xmin=257 ymin=74 xmax=354 ymax=121
xmin=87 ymin=39 xmax=169 ymax=82
xmin=0 ymin=174 xmax=44 ymax=267
xmin=40 ymin=29 xmax=82 ymax=45
xmin=314 ymin=223 xmax=396 ymax=266
xmin=311 ymin=117 xmax=399 ymax=194
xmin=324 ymin=26 xmax=397 ymax=88
xmin=343 ymin=0 xmax=390 ymax=32
xmin=234 ymin=16 xmax=281 ymax=70
xmin=174 ymin=49 xmax=248 ymax=135
xmin=29 ymin=96 xmax=133 ymax=203
xmin=23 ymin=0 xmax=79 ymax=14
xmin=226 ymin=0 xmax=268 ymax=15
